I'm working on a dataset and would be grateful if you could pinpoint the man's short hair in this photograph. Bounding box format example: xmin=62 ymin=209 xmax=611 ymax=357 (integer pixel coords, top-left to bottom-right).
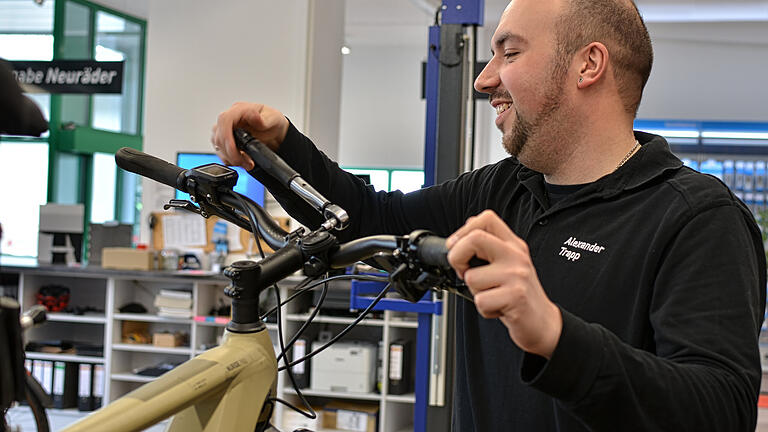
xmin=554 ymin=0 xmax=653 ymax=116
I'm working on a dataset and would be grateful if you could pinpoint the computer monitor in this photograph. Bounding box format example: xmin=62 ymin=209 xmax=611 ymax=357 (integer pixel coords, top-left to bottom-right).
xmin=175 ymin=152 xmax=265 ymax=207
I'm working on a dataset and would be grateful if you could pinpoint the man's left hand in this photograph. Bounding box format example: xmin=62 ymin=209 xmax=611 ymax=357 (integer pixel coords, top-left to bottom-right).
xmin=446 ymin=210 xmax=563 ymax=359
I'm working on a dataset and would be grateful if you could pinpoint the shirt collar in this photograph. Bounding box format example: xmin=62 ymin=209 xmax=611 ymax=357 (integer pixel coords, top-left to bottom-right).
xmin=515 ymin=132 xmax=683 ymax=205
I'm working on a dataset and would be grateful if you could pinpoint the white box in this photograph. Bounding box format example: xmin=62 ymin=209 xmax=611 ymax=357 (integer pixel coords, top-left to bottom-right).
xmin=310 ymin=341 xmax=376 ymax=393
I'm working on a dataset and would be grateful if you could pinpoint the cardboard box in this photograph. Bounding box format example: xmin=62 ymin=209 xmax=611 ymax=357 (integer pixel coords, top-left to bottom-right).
xmin=152 ymin=332 xmax=187 ymax=348
xmin=121 ymin=321 xmax=150 ymax=344
xmin=101 ymin=247 xmax=155 ymax=271
xmin=322 ymin=401 xmax=378 ymax=432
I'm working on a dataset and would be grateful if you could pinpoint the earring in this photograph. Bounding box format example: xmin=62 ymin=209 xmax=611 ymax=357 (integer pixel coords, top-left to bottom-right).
xmin=578 ymin=77 xmax=583 ymax=83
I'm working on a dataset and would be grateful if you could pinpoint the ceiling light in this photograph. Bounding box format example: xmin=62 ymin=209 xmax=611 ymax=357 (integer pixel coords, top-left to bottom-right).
xmin=701 ymin=131 xmax=768 ymax=140
xmin=642 ymin=129 xmax=700 ymax=138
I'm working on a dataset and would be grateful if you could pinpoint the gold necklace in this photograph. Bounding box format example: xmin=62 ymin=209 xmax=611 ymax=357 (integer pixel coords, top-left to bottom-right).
xmin=616 ymin=139 xmax=640 ymax=171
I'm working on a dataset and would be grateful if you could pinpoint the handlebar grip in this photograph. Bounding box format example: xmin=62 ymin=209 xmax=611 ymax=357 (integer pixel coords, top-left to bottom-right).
xmin=416 ymin=235 xmax=489 ymax=269
xmin=115 ymin=147 xmax=188 ymax=193
xmin=233 ymin=128 xmax=299 ymax=187
xmin=416 ymin=236 xmax=451 ymax=268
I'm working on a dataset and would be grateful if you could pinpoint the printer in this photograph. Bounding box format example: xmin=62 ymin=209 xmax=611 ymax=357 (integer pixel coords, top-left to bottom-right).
xmin=310 ymin=341 xmax=376 ymax=393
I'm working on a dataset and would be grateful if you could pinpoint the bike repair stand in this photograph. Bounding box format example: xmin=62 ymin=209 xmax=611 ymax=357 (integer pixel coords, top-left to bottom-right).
xmin=421 ymin=1 xmax=484 ymax=431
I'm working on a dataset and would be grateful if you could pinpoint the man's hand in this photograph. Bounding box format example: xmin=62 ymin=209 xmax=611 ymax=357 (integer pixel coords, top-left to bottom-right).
xmin=446 ymin=210 xmax=563 ymax=359
xmin=211 ymin=102 xmax=290 ymax=171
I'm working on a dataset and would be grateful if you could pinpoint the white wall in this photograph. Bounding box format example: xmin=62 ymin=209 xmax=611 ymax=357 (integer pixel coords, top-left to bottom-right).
xmin=336 ymin=0 xmax=431 ymax=169
xmin=89 ymin=0 xmax=148 ymax=20
xmin=304 ymin=0 xmax=346 ymax=161
xmin=639 ymin=21 xmax=768 ymax=121
xmin=338 ymin=44 xmax=428 ymax=168
xmin=139 ymin=0 xmax=310 ymax=241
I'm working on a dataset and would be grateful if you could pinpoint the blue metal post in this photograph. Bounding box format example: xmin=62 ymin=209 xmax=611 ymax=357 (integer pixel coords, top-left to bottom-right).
xmin=414 ymin=312 xmax=433 ymax=431
xmin=423 ymin=25 xmax=441 ymax=187
xmin=421 ymin=2 xmax=484 ymax=431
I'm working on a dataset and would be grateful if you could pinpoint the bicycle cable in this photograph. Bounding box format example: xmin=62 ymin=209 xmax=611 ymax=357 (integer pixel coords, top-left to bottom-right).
xmin=273 ymin=274 xmax=390 ymax=363
xmin=232 ymin=191 xmax=394 ymax=417
xmin=272 ymin=277 xmax=317 ymax=419
xmin=260 ymin=274 xmax=389 ymax=320
xmin=275 ymin=279 xmax=327 ymax=365
xmin=279 ymin=281 xmax=390 ymax=372
xmin=233 ymin=192 xmax=317 ymax=419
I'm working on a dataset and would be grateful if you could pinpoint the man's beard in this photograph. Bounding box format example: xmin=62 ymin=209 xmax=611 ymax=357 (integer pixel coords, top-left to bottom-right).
xmin=501 ymin=61 xmax=569 ymax=162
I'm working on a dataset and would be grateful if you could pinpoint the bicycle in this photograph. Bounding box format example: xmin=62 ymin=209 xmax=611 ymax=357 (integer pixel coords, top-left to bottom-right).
xmin=3 ymin=129 xmax=472 ymax=432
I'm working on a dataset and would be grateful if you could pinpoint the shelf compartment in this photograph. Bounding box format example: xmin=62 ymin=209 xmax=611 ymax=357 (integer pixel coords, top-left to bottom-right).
xmin=386 ymin=393 xmax=416 ymax=403
xmin=46 ymin=312 xmax=107 ymax=324
xmin=25 ymin=352 xmax=104 ymax=364
xmin=284 ymin=387 xmax=382 ymax=402
xmin=192 ymin=317 xmax=277 ymax=330
xmin=193 ymin=315 xmax=229 ymax=326
xmin=115 ymin=313 xmax=193 ymax=324
xmin=285 ymin=313 xmax=385 ymax=327
xmin=112 ymin=343 xmax=191 ymax=355
xmin=111 ymin=373 xmax=158 ymax=383
xmin=388 ymin=319 xmax=418 ymax=329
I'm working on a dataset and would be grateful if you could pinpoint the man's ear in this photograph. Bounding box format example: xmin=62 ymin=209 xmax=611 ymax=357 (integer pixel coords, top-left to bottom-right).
xmin=576 ymin=42 xmax=609 ymax=88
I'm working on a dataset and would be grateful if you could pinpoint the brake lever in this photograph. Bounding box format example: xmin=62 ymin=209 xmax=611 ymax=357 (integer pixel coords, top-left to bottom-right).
xmin=163 ymin=199 xmax=204 ymax=215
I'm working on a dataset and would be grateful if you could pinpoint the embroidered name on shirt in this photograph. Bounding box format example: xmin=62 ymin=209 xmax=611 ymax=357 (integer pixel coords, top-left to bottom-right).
xmin=559 ymin=237 xmax=606 ymax=262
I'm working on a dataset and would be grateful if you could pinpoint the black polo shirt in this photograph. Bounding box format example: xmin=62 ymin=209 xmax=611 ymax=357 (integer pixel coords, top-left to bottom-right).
xmin=253 ymin=125 xmax=765 ymax=432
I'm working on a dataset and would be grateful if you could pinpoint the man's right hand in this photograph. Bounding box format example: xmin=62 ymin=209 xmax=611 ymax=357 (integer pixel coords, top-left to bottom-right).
xmin=211 ymin=102 xmax=290 ymax=171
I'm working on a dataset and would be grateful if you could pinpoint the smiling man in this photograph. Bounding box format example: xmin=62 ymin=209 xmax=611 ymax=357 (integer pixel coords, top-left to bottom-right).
xmin=211 ymin=0 xmax=765 ymax=430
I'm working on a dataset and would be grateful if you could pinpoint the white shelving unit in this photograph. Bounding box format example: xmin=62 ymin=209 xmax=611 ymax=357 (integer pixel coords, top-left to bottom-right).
xmin=0 ymin=265 xmax=420 ymax=432
xmin=278 ymin=288 xmax=419 ymax=432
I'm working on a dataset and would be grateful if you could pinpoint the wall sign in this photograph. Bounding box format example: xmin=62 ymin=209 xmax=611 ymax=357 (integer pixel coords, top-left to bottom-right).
xmin=10 ymin=60 xmax=124 ymax=94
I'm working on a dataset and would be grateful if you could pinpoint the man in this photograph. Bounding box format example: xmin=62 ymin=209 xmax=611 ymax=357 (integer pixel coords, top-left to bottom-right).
xmin=212 ymin=0 xmax=765 ymax=430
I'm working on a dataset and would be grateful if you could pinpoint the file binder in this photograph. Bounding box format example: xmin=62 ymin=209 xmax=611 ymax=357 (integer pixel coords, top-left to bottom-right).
xmin=93 ymin=364 xmax=105 ymax=408
xmin=388 ymin=340 xmax=412 ymax=395
xmin=291 ymin=338 xmax=310 ymax=389
xmin=52 ymin=361 xmax=78 ymax=409
xmin=41 ymin=360 xmax=53 ymax=396
xmin=32 ymin=360 xmax=48 ymax=393
xmin=77 ymin=363 xmax=94 ymax=411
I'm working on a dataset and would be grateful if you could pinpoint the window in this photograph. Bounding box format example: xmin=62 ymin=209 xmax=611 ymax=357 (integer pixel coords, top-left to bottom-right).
xmin=0 ymin=0 xmax=54 ymax=259
xmin=92 ymin=11 xmax=143 ymax=134
xmin=0 ymin=142 xmax=49 ymax=257
xmin=90 ymin=152 xmax=117 ymax=223
xmin=390 ymin=170 xmax=425 ymax=193
xmin=343 ymin=168 xmax=425 ymax=193
xmin=344 ymin=168 xmax=390 ymax=192
xmin=0 ymin=0 xmax=146 ymax=259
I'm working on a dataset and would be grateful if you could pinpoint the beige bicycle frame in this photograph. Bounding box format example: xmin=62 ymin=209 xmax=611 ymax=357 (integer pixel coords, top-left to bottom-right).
xmin=62 ymin=327 xmax=277 ymax=432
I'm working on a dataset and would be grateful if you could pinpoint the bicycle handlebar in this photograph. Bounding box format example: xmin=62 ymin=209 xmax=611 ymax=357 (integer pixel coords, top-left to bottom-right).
xmin=218 ymin=192 xmax=290 ymax=251
xmin=115 ymin=146 xmax=473 ymax=303
xmin=233 ymin=129 xmax=298 ymax=188
xmin=116 ymin=147 xmax=292 ymax=251
xmin=116 ymin=147 xmax=188 ymax=193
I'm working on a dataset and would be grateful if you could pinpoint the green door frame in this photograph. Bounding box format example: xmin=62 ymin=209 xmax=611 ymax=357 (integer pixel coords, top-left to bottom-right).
xmin=48 ymin=0 xmax=146 ymax=261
